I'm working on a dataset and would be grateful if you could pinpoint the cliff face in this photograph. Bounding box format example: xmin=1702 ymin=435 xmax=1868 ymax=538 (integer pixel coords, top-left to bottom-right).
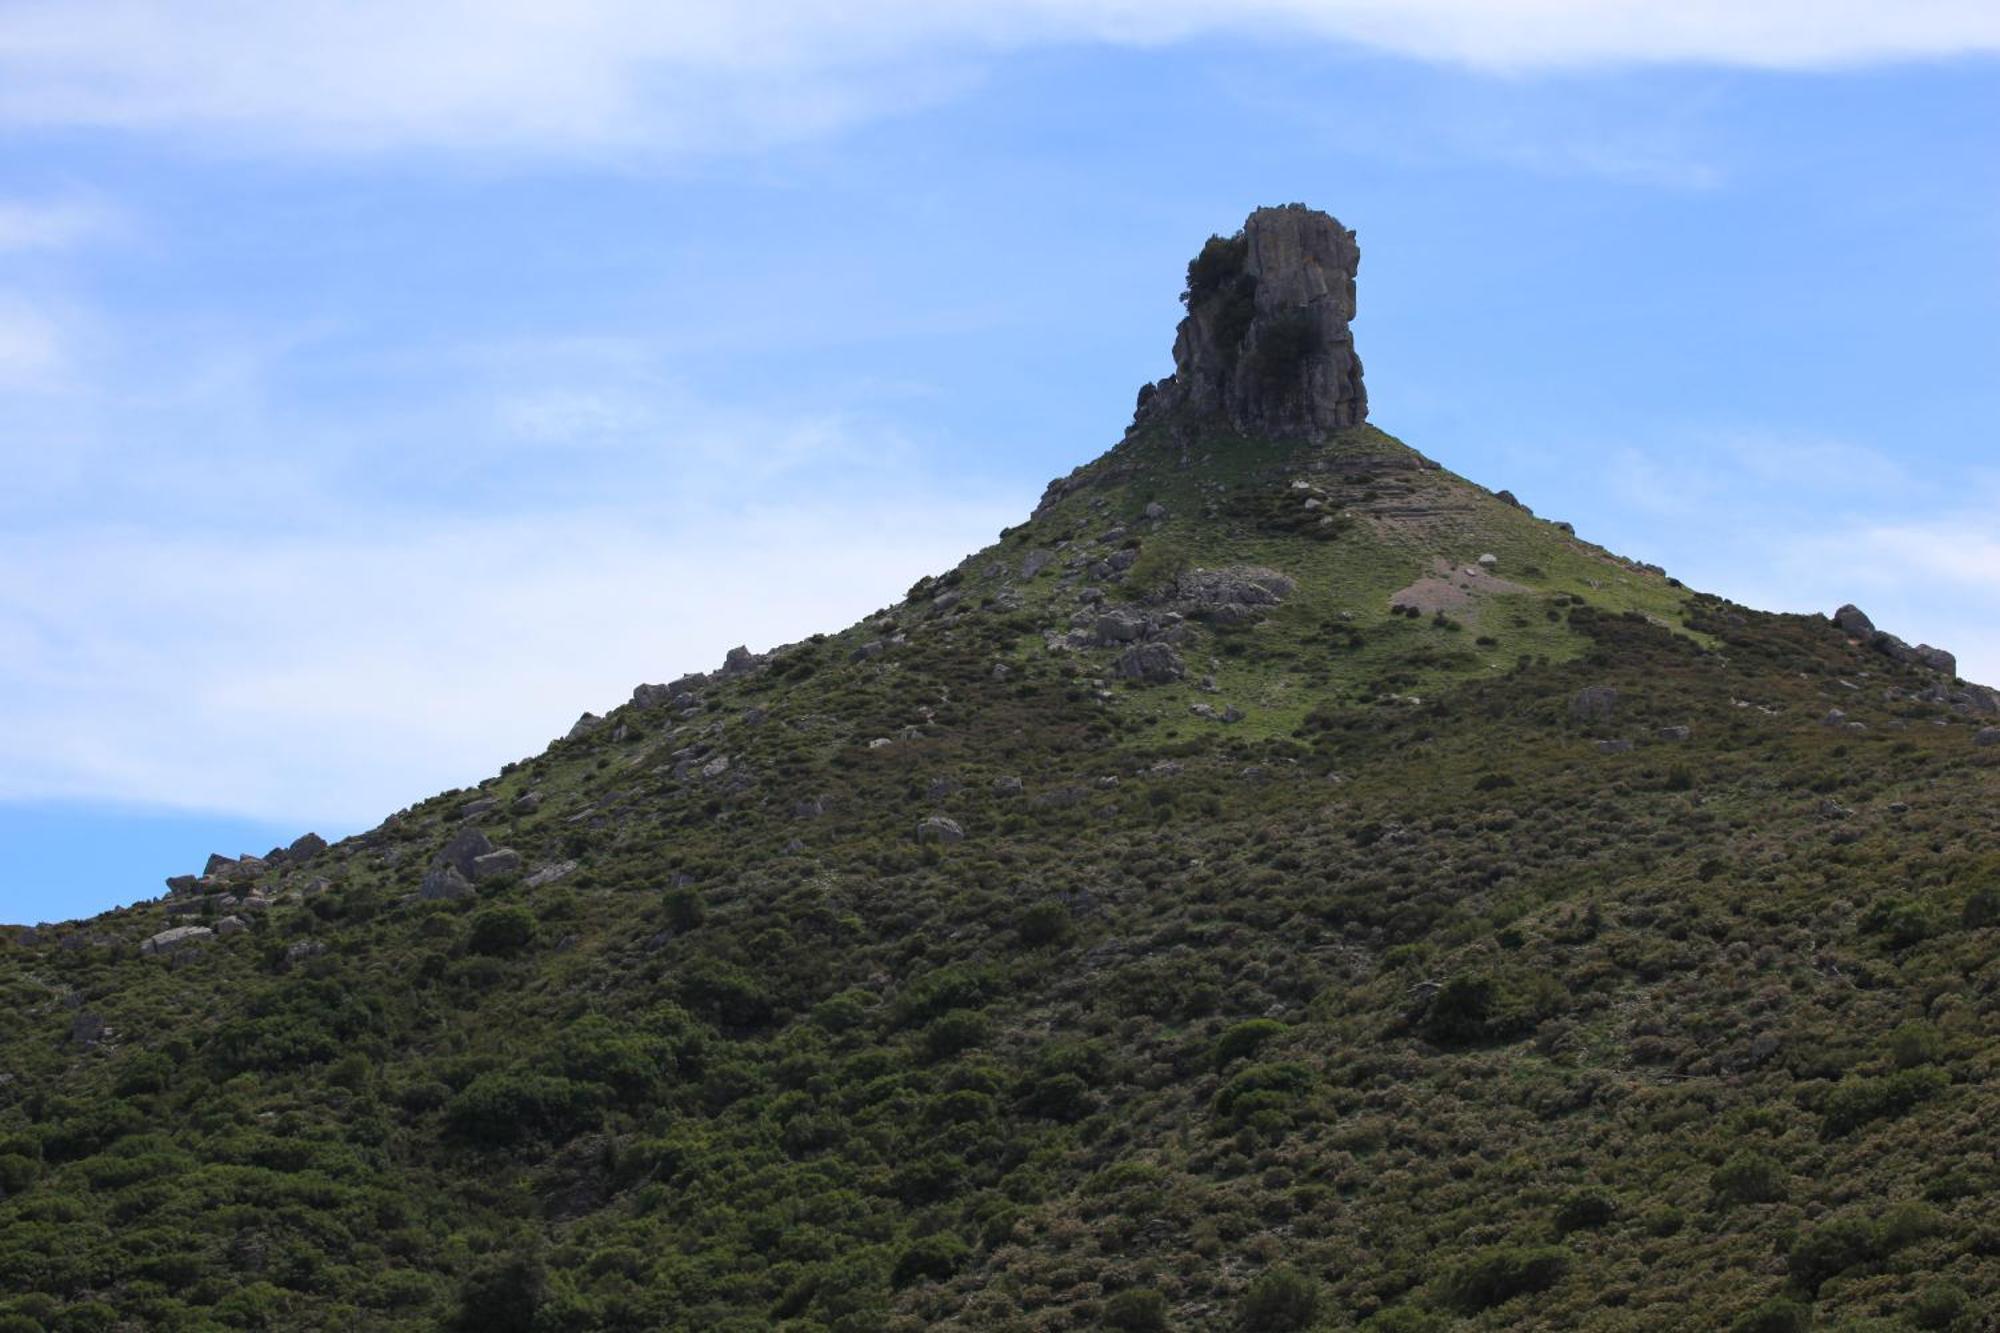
xmin=1136 ymin=203 xmax=1367 ymax=439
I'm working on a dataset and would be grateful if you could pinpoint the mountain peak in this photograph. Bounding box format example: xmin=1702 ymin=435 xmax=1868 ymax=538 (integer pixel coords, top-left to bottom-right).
xmin=1135 ymin=203 xmax=1367 ymax=441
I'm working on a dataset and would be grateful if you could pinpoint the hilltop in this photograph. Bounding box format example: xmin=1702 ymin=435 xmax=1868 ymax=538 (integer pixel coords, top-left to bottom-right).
xmin=2 ymin=207 xmax=1998 ymax=1332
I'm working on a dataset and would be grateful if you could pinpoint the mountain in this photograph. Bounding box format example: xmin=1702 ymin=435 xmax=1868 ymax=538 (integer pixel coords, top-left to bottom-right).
xmin=4 ymin=205 xmax=1999 ymax=1333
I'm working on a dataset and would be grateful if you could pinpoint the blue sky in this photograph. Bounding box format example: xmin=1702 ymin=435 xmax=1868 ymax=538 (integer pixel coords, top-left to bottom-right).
xmin=3 ymin=2 xmax=1997 ymax=923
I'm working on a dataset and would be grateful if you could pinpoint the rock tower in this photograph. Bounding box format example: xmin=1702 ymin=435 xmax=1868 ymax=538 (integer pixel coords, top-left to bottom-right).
xmin=1135 ymin=203 xmax=1367 ymax=440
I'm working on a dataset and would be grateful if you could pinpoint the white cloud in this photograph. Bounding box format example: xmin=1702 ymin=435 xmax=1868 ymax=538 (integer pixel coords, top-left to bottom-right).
xmin=0 ymin=2 xmax=1994 ymax=155
xmin=0 ymin=295 xmax=66 ymax=387
xmin=0 ymin=196 xmax=117 ymax=252
xmin=0 ymin=499 xmax=1022 ymax=827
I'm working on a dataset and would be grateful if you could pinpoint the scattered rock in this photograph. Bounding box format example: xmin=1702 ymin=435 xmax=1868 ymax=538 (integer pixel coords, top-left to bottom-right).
xmin=917 ymin=816 xmax=965 ymax=844
xmin=852 ymin=640 xmax=885 ymax=662
xmin=993 ymin=776 xmax=1024 ymax=796
xmin=1143 ymin=502 xmax=1167 ymax=520
xmin=1172 ymin=565 xmax=1295 ymax=624
xmin=459 ymin=796 xmax=498 ymax=819
xmin=214 ymin=915 xmax=248 ymax=937
xmin=794 ymin=796 xmax=828 ymax=819
xmin=1596 ymin=739 xmax=1634 ymax=755
xmin=1115 ymin=642 xmax=1186 ymax=684
xmin=285 ymin=939 xmax=327 ymax=965
xmin=1021 ymin=549 xmax=1053 ymax=579
xmin=1657 ymin=725 xmax=1692 ymax=742
xmin=512 ymin=792 xmax=542 ymax=814
xmin=523 ymin=861 xmax=579 ymax=890
xmin=1571 ymin=686 xmax=1619 ymax=721
xmin=470 ymin=849 xmax=523 ymax=882
xmin=142 ymin=925 xmax=213 ymax=957
xmin=1822 ymin=708 xmax=1848 ymax=727
xmin=1477 ymin=553 xmax=1498 ymax=569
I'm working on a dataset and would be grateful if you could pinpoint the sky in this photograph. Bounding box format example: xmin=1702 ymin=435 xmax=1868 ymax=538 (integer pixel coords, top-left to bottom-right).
xmin=2 ymin=2 xmax=1997 ymax=923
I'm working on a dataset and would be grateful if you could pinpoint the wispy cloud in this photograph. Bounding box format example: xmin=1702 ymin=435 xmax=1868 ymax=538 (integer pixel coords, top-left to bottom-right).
xmin=0 ymin=294 xmax=68 ymax=388
xmin=0 ymin=314 xmax=1027 ymax=824
xmin=0 ymin=2 xmax=1994 ymax=156
xmin=0 ymin=196 xmax=119 ymax=252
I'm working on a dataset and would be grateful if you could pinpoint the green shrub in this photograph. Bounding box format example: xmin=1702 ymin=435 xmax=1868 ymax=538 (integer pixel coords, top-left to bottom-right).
xmin=446 ymin=1071 xmax=600 ymax=1147
xmin=467 ymin=905 xmax=537 ymax=956
xmin=1909 ymin=1281 xmax=1970 ymax=1329
xmin=1239 ymin=1267 xmax=1319 ymax=1331
xmin=1819 ymin=1066 xmax=1949 ymax=1138
xmin=1016 ymin=900 xmax=1074 ymax=947
xmin=890 ymin=1233 xmax=966 ymax=1288
xmin=1886 ymin=1021 xmax=1944 ymax=1069
xmin=1104 ymin=1287 xmax=1170 ymax=1331
xmin=1731 ymin=1296 xmax=1809 ymax=1333
xmin=1712 ymin=1151 xmax=1787 ymax=1206
xmin=1860 ymin=896 xmax=1939 ymax=948
xmin=1962 ymin=885 xmax=2000 ymax=929
xmin=0 ymin=1155 xmax=38 ymax=1196
xmin=1552 ymin=1190 xmax=1616 ymax=1235
xmin=452 ymin=1251 xmax=544 ymax=1333
xmin=662 ymin=886 xmax=705 ymax=932
xmin=1436 ymin=1246 xmax=1570 ymax=1312
xmin=1214 ymin=1019 xmax=1286 ymax=1068
xmin=1787 ymin=1214 xmax=1879 ymax=1293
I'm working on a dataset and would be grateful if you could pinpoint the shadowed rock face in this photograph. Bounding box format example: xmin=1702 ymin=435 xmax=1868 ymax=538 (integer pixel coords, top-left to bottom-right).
xmin=1135 ymin=203 xmax=1367 ymax=440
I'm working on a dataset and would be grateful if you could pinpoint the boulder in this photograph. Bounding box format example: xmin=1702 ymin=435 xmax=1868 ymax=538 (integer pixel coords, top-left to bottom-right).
xmin=992 ymin=775 xmax=1024 ymax=796
xmin=1976 ymin=727 xmax=2000 ymax=748
xmin=287 ymin=832 xmax=328 ymax=861
xmin=142 ymin=925 xmax=213 ymax=957
xmin=1115 ymin=642 xmax=1186 ymax=684
xmin=720 ymin=645 xmax=759 ymax=676
xmin=285 ymin=939 xmax=327 ymax=965
xmin=214 ymin=915 xmax=248 ymax=936
xmin=1657 ymin=725 xmax=1692 ymax=742
xmin=1476 ymin=553 xmax=1498 ymax=569
xmin=1143 ymin=502 xmax=1167 ymax=520
xmin=470 ymin=849 xmax=524 ymax=882
xmin=1021 ymin=549 xmax=1053 ymax=579
xmin=164 ymin=874 xmax=200 ymax=895
xmin=1570 ymin=686 xmax=1619 ymax=720
xmin=512 ymin=792 xmax=542 ymax=814
xmin=523 ymin=861 xmax=579 ymax=889
xmin=1913 ymin=644 xmax=1957 ymax=676
xmin=420 ymin=866 xmax=476 ymax=901
xmin=916 ymin=816 xmax=965 ymax=844
xmin=458 ymin=796 xmax=498 ymax=819
xmin=202 ymin=853 xmax=236 ymax=877
xmin=1093 ymin=608 xmax=1149 ymax=646
xmin=566 ymin=712 xmax=605 ymax=741
xmin=1833 ymin=604 xmax=1875 ymax=636
xmin=1172 ymin=565 xmax=1295 ymax=624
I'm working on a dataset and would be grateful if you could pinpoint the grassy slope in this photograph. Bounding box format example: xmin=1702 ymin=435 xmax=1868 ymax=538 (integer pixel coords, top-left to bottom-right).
xmin=1 ymin=424 xmax=1997 ymax=1332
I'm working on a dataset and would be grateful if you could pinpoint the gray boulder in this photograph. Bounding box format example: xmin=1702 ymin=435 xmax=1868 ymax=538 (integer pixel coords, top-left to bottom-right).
xmin=566 ymin=712 xmax=605 ymax=741
xmin=287 ymin=831 xmax=328 ymax=860
xmin=1833 ymin=604 xmax=1875 ymax=636
xmin=1115 ymin=642 xmax=1186 ymax=684
xmin=458 ymin=796 xmax=498 ymax=819
xmin=916 ymin=816 xmax=965 ymax=844
xmin=523 ymin=861 xmax=579 ymax=889
xmin=142 ymin=925 xmax=213 ymax=956
xmin=1021 ymin=549 xmax=1054 ymax=579
xmin=1657 ymin=725 xmax=1692 ymax=742
xmin=1172 ymin=566 xmax=1294 ymax=624
xmin=1571 ymin=686 xmax=1619 ymax=720
xmin=1913 ymin=644 xmax=1957 ymax=676
xmin=470 ymin=849 xmax=523 ymax=882
xmin=214 ymin=915 xmax=248 ymax=936
xmin=1976 ymin=727 xmax=2000 ymax=747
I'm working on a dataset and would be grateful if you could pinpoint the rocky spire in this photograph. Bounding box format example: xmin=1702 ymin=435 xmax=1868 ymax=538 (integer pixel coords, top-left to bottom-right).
xmin=1134 ymin=203 xmax=1367 ymax=440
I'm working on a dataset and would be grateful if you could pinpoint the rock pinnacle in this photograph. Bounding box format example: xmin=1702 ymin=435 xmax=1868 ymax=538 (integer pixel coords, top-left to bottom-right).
xmin=1135 ymin=203 xmax=1367 ymax=440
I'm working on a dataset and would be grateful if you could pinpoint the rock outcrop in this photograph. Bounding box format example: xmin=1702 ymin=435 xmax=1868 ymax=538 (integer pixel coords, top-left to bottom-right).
xmin=1134 ymin=204 xmax=1366 ymax=440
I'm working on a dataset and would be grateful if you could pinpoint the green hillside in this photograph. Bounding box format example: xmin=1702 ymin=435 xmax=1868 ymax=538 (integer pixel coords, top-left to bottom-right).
xmin=3 ymin=210 xmax=1998 ymax=1332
